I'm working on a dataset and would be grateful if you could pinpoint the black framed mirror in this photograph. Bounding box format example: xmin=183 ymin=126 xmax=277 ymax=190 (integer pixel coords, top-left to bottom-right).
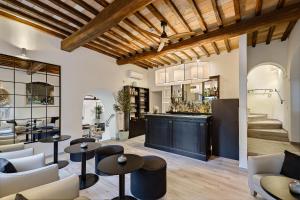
xmin=0 ymin=54 xmax=61 ymax=144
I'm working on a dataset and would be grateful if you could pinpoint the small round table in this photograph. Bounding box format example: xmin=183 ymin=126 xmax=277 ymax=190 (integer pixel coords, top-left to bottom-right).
xmin=39 ymin=135 xmax=71 ymax=169
xmin=65 ymin=142 xmax=101 ymax=190
xmin=261 ymin=176 xmax=300 ymax=200
xmin=98 ymin=154 xmax=144 ymax=200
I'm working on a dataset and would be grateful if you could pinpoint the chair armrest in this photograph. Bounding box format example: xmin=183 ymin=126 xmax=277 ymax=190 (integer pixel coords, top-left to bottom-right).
xmin=0 ymin=143 xmax=24 ymax=152
xmin=9 ymin=153 xmax=45 ymax=172
xmin=248 ymin=154 xmax=284 ymax=176
xmin=0 ymin=148 xmax=33 ymax=160
xmin=19 ymin=174 xmax=80 ymax=200
xmin=0 ymin=164 xmax=59 ymax=198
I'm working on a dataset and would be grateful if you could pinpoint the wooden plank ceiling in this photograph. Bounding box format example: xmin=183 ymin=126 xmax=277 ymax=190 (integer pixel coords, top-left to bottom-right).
xmin=0 ymin=0 xmax=299 ymax=69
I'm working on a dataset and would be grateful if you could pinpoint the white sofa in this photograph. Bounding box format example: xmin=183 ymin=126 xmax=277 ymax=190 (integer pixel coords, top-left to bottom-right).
xmin=0 ymin=174 xmax=89 ymax=200
xmin=0 ymin=148 xmax=33 ymax=159
xmin=248 ymin=153 xmax=286 ymax=200
xmin=0 ymin=153 xmax=59 ymax=197
xmin=0 ymin=143 xmax=24 ymax=152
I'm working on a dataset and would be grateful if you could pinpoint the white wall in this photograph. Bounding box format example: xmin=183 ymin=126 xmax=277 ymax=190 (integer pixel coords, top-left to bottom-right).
xmin=0 ymin=16 xmax=149 ymax=155
xmin=287 ymin=21 xmax=300 ymax=143
xmin=239 ymin=34 xmax=248 ymax=169
xmin=247 ymin=65 xmax=285 ymax=123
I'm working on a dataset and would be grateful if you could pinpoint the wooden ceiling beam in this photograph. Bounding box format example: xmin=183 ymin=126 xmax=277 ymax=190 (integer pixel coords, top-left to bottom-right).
xmin=134 ymin=12 xmax=161 ymax=34
xmin=114 ymin=25 xmax=149 ymax=48
xmin=61 ymin=0 xmax=154 ymax=52
xmin=106 ymin=30 xmax=141 ymax=50
xmin=157 ymin=57 xmax=171 ymax=65
xmin=0 ymin=10 xmax=66 ymax=39
xmin=100 ymin=35 xmax=137 ymax=54
xmin=163 ymin=0 xmax=192 ymax=32
xmin=89 ymin=41 xmax=123 ymax=58
xmin=123 ymin=19 xmax=159 ymax=45
xmin=95 ymin=0 xmax=109 ymax=8
xmin=199 ymin=46 xmax=210 ymax=57
xmin=188 ymin=0 xmax=207 ymax=32
xmin=211 ymin=42 xmax=220 ymax=55
xmin=211 ymin=0 xmax=223 ymax=27
xmin=0 ymin=7 xmax=118 ymax=60
xmin=0 ymin=3 xmax=70 ymax=36
xmin=281 ymin=20 xmax=297 ymax=41
xmin=26 ymin=0 xmax=84 ymax=27
xmin=71 ymin=0 xmax=98 ymax=15
xmin=181 ymin=51 xmax=192 ymax=60
xmin=267 ymin=0 xmax=285 ymax=45
xmin=117 ymin=1 xmax=300 ymax=65
xmin=233 ymin=0 xmax=241 ymax=22
xmin=49 ymin=0 xmax=91 ymax=22
xmin=164 ymin=55 xmax=178 ymax=64
xmin=94 ymin=38 xmax=129 ymax=56
xmin=224 ymin=39 xmax=231 ymax=52
xmin=266 ymin=26 xmax=275 ymax=44
xmin=147 ymin=3 xmax=177 ymax=34
xmin=149 ymin=59 xmax=164 ymax=66
xmin=255 ymin=0 xmax=263 ymax=16
xmin=134 ymin=61 xmax=149 ymax=69
xmin=3 ymin=0 xmax=77 ymax=32
xmin=171 ymin=53 xmax=184 ymax=63
xmin=143 ymin=60 xmax=157 ymax=68
xmin=191 ymin=48 xmax=201 ymax=59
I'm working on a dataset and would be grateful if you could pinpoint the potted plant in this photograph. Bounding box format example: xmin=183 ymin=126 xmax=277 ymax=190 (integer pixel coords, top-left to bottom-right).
xmin=114 ymin=88 xmax=131 ymax=140
xmin=95 ymin=104 xmax=103 ymax=123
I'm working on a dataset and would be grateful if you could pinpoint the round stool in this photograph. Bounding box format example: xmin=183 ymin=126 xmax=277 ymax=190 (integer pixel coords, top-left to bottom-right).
xmin=131 ymin=156 xmax=167 ymax=200
xmin=69 ymin=138 xmax=96 ymax=162
xmin=95 ymin=145 xmax=124 ymax=175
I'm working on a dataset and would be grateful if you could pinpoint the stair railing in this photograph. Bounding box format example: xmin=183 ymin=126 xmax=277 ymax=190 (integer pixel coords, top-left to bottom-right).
xmin=247 ymin=88 xmax=285 ymax=104
xmin=274 ymin=89 xmax=284 ymax=104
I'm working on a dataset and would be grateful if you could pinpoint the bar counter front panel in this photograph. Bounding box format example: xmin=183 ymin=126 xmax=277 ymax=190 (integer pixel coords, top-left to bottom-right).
xmin=145 ymin=114 xmax=212 ymax=161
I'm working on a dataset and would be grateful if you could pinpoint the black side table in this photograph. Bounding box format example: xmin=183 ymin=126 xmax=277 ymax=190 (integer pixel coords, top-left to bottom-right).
xmin=39 ymin=135 xmax=71 ymax=169
xmin=98 ymin=154 xmax=144 ymax=200
xmin=65 ymin=142 xmax=101 ymax=190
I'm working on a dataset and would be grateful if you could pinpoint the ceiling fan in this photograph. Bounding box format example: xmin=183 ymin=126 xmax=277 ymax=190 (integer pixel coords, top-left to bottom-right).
xmin=135 ymin=21 xmax=195 ymax=52
xmin=157 ymin=21 xmax=195 ymax=52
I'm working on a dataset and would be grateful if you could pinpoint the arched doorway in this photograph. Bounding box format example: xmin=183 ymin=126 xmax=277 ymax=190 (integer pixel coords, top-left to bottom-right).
xmin=247 ymin=63 xmax=289 ymax=155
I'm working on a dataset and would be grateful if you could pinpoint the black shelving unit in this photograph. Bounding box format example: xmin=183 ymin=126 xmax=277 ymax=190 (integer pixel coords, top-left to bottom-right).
xmin=124 ymin=85 xmax=149 ymax=138
xmin=0 ymin=54 xmax=61 ymax=144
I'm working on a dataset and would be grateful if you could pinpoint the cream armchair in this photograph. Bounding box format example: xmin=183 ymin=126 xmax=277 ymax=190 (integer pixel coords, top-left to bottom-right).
xmin=0 ymin=153 xmax=59 ymax=197
xmin=0 ymin=143 xmax=25 ymax=152
xmin=248 ymin=154 xmax=285 ymax=200
xmin=0 ymin=174 xmax=90 ymax=200
xmin=0 ymin=148 xmax=33 ymax=159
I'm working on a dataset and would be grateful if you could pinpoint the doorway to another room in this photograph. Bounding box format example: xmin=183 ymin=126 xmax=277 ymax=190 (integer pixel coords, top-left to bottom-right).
xmin=247 ymin=63 xmax=300 ymax=156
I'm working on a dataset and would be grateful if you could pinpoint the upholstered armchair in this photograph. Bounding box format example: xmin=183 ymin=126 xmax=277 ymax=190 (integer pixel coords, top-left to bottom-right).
xmin=248 ymin=153 xmax=285 ymax=200
xmin=0 ymin=175 xmax=90 ymax=200
xmin=0 ymin=143 xmax=24 ymax=152
xmin=0 ymin=153 xmax=59 ymax=197
xmin=0 ymin=148 xmax=33 ymax=159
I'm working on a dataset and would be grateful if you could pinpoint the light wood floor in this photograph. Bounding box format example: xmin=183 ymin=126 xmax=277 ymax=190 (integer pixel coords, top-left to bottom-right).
xmin=56 ymin=136 xmax=255 ymax=200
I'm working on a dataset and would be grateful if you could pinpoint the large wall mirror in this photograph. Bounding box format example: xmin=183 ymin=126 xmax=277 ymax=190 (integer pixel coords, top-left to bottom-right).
xmin=0 ymin=54 xmax=61 ymax=145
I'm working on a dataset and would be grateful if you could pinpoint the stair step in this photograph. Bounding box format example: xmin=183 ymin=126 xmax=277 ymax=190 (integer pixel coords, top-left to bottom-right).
xmin=248 ymin=113 xmax=268 ymax=121
xmin=248 ymin=119 xmax=282 ymax=129
xmin=248 ymin=128 xmax=289 ymax=142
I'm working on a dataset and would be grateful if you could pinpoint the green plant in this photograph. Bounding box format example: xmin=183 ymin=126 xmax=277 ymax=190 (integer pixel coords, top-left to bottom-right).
xmin=95 ymin=105 xmax=103 ymax=119
xmin=114 ymin=88 xmax=131 ymax=113
xmin=114 ymin=88 xmax=132 ymax=131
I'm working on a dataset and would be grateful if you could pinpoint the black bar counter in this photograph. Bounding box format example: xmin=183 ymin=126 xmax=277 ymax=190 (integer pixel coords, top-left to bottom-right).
xmin=144 ymin=114 xmax=212 ymax=161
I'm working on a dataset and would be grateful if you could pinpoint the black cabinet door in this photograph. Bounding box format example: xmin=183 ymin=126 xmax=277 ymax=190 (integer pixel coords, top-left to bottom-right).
xmin=172 ymin=119 xmax=203 ymax=154
xmin=147 ymin=117 xmax=171 ymax=147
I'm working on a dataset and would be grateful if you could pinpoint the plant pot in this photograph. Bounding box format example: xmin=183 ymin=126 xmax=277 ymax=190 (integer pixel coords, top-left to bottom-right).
xmin=118 ymin=130 xmax=129 ymax=141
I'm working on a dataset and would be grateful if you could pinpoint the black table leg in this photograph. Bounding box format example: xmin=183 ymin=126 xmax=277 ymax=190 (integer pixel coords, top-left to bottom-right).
xmin=47 ymin=141 xmax=68 ymax=169
xmin=79 ymin=152 xmax=99 ymax=190
xmin=112 ymin=174 xmax=136 ymax=200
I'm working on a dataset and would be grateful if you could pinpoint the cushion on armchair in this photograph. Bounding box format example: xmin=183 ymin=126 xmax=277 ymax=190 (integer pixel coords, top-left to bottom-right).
xmin=0 ymin=158 xmax=17 ymax=173
xmin=280 ymin=150 xmax=300 ymax=180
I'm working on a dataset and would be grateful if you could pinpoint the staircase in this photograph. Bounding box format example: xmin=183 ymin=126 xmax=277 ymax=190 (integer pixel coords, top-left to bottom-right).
xmin=248 ymin=113 xmax=289 ymax=142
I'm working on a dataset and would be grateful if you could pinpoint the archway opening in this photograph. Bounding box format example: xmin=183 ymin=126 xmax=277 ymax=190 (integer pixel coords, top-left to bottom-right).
xmin=81 ymin=91 xmax=116 ymax=141
xmin=247 ymin=63 xmax=288 ymax=156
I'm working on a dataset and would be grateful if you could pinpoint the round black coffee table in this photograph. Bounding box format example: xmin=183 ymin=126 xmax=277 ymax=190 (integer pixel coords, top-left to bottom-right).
xmin=39 ymin=135 xmax=71 ymax=169
xmin=261 ymin=176 xmax=300 ymax=200
xmin=98 ymin=154 xmax=144 ymax=200
xmin=65 ymin=142 xmax=101 ymax=190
